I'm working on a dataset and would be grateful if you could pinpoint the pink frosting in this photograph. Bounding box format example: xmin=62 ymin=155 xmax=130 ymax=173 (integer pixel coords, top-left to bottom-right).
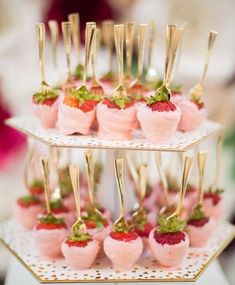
xmin=104 ymin=235 xmax=143 ymax=272
xmin=58 ymin=103 xmax=95 ymax=135
xmin=96 ymin=103 xmax=137 ymax=140
xmin=13 ymin=203 xmax=44 ymax=230
xmin=170 ymin=94 xmax=187 ymax=106
xmin=203 ymin=198 xmax=223 ymax=221
xmin=32 ymin=100 xmax=58 ymax=129
xmin=137 ymin=104 xmax=181 ymax=143
xmin=149 ymin=228 xmax=189 ymax=267
xmin=34 ymin=227 xmax=68 ymax=259
xmin=177 ymin=100 xmax=207 ymax=132
xmin=187 ymin=217 xmax=216 ymax=247
xmin=61 ymin=239 xmax=99 ymax=269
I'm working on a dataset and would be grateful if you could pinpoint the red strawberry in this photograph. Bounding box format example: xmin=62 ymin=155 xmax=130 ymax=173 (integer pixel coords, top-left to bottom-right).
xmin=171 ymin=91 xmax=182 ymax=97
xmin=79 ymin=100 xmax=98 ymax=112
xmin=64 ymin=95 xmax=80 ymax=108
xmin=33 ymin=96 xmax=57 ymax=106
xmin=36 ymin=222 xmax=66 ymax=230
xmin=51 ymin=207 xmax=69 ymax=214
xmin=204 ymin=192 xmax=221 ymax=205
xmin=85 ymin=219 xmax=109 ymax=229
xmin=64 ymin=95 xmax=98 ymax=112
xmin=149 ymin=101 xmax=176 ymax=112
xmin=29 ymin=185 xmax=44 ymax=195
xmin=102 ymin=98 xmax=134 ymax=109
xmin=192 ymin=100 xmax=204 ymax=110
xmin=154 ymin=231 xmax=185 ymax=245
xmin=188 ymin=217 xmax=209 ymax=227
xmin=65 ymin=238 xmax=92 ymax=247
xmin=110 ymin=231 xmax=139 ymax=242
xmin=135 ymin=222 xmax=153 ymax=238
xmin=17 ymin=196 xmax=41 ymax=208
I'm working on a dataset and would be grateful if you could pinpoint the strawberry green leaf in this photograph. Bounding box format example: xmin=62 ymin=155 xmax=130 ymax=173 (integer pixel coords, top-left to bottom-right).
xmin=157 ymin=214 xmax=185 ymax=233
xmin=188 ymin=204 xmax=205 ymax=221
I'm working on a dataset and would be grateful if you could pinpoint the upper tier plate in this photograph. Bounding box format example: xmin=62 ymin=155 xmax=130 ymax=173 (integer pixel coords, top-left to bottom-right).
xmin=5 ymin=116 xmax=222 ymax=151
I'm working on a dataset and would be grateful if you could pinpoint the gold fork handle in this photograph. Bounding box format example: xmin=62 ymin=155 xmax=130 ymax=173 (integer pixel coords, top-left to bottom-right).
xmin=68 ymin=13 xmax=81 ymax=62
xmin=199 ymin=31 xmax=217 ymax=87
xmin=40 ymin=157 xmax=51 ymax=214
xmin=137 ymin=24 xmax=147 ymax=82
xmin=83 ymin=23 xmax=96 ymax=85
xmin=197 ymin=152 xmax=207 ymax=205
xmin=114 ymin=158 xmax=125 ymax=217
xmin=114 ymin=24 xmax=124 ymax=86
xmin=48 ymin=20 xmax=59 ymax=70
xmin=139 ymin=164 xmax=147 ymax=206
xmin=164 ymin=26 xmax=182 ymax=86
xmin=125 ymin=22 xmax=135 ymax=78
xmin=35 ymin=23 xmax=46 ymax=84
xmin=89 ymin=24 xmax=98 ymax=81
xmin=85 ymin=151 xmax=95 ymax=206
xmin=69 ymin=165 xmax=81 ymax=221
xmin=62 ymin=22 xmax=72 ymax=80
xmin=175 ymin=156 xmax=193 ymax=215
xmin=155 ymin=152 xmax=169 ymax=206
xmin=147 ymin=21 xmax=156 ymax=68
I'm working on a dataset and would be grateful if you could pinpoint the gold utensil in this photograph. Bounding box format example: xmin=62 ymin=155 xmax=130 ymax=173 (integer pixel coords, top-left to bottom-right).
xmin=35 ymin=23 xmax=53 ymax=94
xmin=124 ymin=22 xmax=135 ymax=86
xmin=167 ymin=156 xmax=193 ymax=220
xmin=114 ymin=158 xmax=128 ymax=227
xmin=85 ymin=150 xmax=95 ymax=208
xmin=197 ymin=151 xmax=207 ymax=205
xmin=145 ymin=21 xmax=157 ymax=82
xmin=62 ymin=21 xmax=72 ymax=81
xmin=69 ymin=165 xmax=87 ymax=234
xmin=102 ymin=20 xmax=114 ymax=79
xmin=112 ymin=24 xmax=126 ymax=97
xmin=155 ymin=152 xmax=169 ymax=209
xmin=188 ymin=31 xmax=217 ymax=99
xmin=40 ymin=157 xmax=51 ymax=214
xmin=50 ymin=147 xmax=62 ymax=200
xmin=48 ymin=20 xmax=59 ymax=70
xmin=210 ymin=135 xmax=222 ymax=192
xmin=68 ymin=13 xmax=81 ymax=62
xmin=128 ymin=24 xmax=148 ymax=94
xmin=90 ymin=27 xmax=104 ymax=95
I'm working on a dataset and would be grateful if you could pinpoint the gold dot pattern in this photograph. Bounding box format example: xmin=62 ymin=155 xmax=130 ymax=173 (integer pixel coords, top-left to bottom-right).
xmin=6 ymin=116 xmax=222 ymax=151
xmin=0 ymin=219 xmax=234 ymax=283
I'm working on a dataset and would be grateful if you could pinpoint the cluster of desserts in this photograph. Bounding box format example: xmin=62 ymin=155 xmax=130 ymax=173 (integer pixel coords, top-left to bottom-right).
xmin=13 ymin=141 xmax=224 ymax=271
xmin=31 ymin=15 xmax=217 ymax=143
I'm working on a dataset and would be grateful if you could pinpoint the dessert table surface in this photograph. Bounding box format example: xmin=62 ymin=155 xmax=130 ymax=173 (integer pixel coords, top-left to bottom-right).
xmin=4 ymin=257 xmax=230 ymax=285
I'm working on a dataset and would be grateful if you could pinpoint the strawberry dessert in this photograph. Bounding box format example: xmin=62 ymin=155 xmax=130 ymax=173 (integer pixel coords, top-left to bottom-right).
xmin=149 ymin=215 xmax=189 ymax=267
xmin=104 ymin=218 xmax=143 ymax=272
xmin=137 ymin=86 xmax=181 ymax=143
xmin=203 ymin=189 xmax=223 ymax=221
xmin=187 ymin=204 xmax=215 ymax=247
xmin=96 ymin=95 xmax=137 ymax=140
xmin=59 ymin=167 xmax=76 ymax=211
xmin=34 ymin=213 xmax=67 ymax=259
xmin=82 ymin=208 xmax=111 ymax=247
xmin=50 ymin=200 xmax=75 ymax=226
xmin=58 ymin=86 xmax=101 ymax=135
xmin=177 ymin=94 xmax=207 ymax=132
xmin=32 ymin=87 xmax=59 ymax=129
xmin=29 ymin=179 xmax=44 ymax=202
xmin=13 ymin=195 xmax=44 ymax=230
xmin=61 ymin=220 xmax=99 ymax=269
xmin=132 ymin=207 xmax=153 ymax=252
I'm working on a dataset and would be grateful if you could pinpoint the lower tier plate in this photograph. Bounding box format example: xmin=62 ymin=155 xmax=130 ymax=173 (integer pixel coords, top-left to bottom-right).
xmin=0 ymin=219 xmax=234 ymax=283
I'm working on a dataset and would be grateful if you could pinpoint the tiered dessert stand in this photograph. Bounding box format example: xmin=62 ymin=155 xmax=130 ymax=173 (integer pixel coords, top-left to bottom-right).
xmin=0 ymin=115 xmax=234 ymax=284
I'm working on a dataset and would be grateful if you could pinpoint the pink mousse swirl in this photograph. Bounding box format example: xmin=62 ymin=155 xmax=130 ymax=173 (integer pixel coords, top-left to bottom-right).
xmin=137 ymin=104 xmax=181 ymax=143
xmin=34 ymin=227 xmax=68 ymax=259
xmin=13 ymin=203 xmax=44 ymax=230
xmin=177 ymin=100 xmax=207 ymax=132
xmin=61 ymin=239 xmax=99 ymax=269
xmin=32 ymin=99 xmax=59 ymax=129
xmin=58 ymin=103 xmax=95 ymax=135
xmin=96 ymin=103 xmax=137 ymax=140
xmin=104 ymin=235 xmax=143 ymax=272
xmin=149 ymin=228 xmax=189 ymax=267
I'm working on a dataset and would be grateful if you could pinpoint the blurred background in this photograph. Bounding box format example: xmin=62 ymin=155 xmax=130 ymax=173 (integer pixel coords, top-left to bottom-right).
xmin=0 ymin=0 xmax=235 ymax=284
